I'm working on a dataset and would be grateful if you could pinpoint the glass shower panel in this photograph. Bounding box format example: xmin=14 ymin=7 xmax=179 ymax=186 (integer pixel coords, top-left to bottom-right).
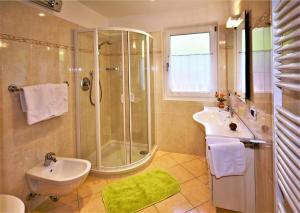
xmin=128 ymin=32 xmax=148 ymax=163
xmin=76 ymin=31 xmax=97 ymax=168
xmin=149 ymin=38 xmax=156 ymax=148
xmin=98 ymin=31 xmax=127 ymax=167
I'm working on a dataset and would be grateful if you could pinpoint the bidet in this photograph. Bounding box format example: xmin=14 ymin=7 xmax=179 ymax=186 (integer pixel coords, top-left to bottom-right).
xmin=26 ymin=157 xmax=91 ymax=196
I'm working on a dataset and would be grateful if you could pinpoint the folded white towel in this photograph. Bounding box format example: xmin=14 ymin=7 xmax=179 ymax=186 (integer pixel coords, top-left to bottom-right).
xmin=207 ymin=137 xmax=245 ymax=178
xmin=20 ymin=83 xmax=68 ymax=125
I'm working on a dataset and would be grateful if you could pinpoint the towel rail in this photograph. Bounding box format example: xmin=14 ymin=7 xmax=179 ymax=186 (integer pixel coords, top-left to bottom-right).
xmin=8 ymin=81 xmax=70 ymax=93
xmin=207 ymin=139 xmax=266 ymax=150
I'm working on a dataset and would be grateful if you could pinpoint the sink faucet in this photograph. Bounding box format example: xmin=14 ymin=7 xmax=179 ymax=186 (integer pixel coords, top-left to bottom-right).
xmin=44 ymin=152 xmax=57 ymax=166
xmin=226 ymin=92 xmax=234 ymax=118
xmin=226 ymin=106 xmax=234 ymax=118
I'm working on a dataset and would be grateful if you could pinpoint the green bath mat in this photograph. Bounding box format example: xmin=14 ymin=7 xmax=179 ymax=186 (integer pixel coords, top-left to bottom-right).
xmin=102 ymin=169 xmax=180 ymax=213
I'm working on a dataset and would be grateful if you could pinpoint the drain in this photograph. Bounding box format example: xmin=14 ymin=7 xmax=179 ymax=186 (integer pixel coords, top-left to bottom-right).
xmin=139 ymin=150 xmax=148 ymax=155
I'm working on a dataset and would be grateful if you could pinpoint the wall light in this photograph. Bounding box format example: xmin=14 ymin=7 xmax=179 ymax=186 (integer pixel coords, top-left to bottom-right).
xmin=38 ymin=13 xmax=45 ymax=17
xmin=226 ymin=15 xmax=243 ymax=28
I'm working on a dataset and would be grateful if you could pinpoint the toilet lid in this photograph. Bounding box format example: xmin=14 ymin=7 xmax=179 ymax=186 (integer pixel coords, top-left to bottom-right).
xmin=0 ymin=194 xmax=25 ymax=213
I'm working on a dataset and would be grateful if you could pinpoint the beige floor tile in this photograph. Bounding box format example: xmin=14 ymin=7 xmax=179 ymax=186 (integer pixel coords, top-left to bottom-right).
xmin=152 ymin=154 xmax=178 ymax=169
xmin=59 ymin=190 xmax=78 ymax=203
xmin=180 ymin=179 xmax=210 ymax=207
xmin=186 ymin=209 xmax=200 ymax=213
xmin=164 ymin=165 xmax=194 ymax=183
xmin=47 ymin=202 xmax=80 ymax=213
xmin=33 ymin=199 xmax=79 ymax=213
xmin=196 ymin=201 xmax=216 ymax=213
xmin=78 ymin=193 xmax=106 ymax=213
xmin=169 ymin=152 xmax=199 ymax=164
xmin=77 ymin=175 xmax=108 ymax=198
xmin=140 ymin=161 xmax=162 ymax=173
xmin=198 ymin=175 xmax=209 ymax=185
xmin=138 ymin=205 xmax=159 ymax=213
xmin=105 ymin=173 xmax=135 ymax=184
xmin=155 ymin=150 xmax=170 ymax=157
xmin=181 ymin=159 xmax=208 ymax=177
xmin=155 ymin=193 xmax=193 ymax=213
xmin=216 ymin=208 xmax=238 ymax=213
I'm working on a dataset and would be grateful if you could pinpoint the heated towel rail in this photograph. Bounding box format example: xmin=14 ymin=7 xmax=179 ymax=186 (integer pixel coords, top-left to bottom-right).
xmin=273 ymin=1 xmax=300 ymax=212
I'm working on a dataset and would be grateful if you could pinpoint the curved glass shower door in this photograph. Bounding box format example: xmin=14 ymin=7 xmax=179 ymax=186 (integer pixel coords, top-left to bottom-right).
xmin=128 ymin=32 xmax=149 ymax=163
xmin=75 ymin=28 xmax=154 ymax=173
xmin=98 ymin=31 xmax=149 ymax=167
xmin=98 ymin=31 xmax=128 ymax=167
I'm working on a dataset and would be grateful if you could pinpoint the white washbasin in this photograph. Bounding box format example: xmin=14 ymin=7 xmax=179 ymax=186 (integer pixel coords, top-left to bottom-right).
xmin=193 ymin=107 xmax=253 ymax=140
xmin=0 ymin=194 xmax=25 ymax=213
xmin=26 ymin=157 xmax=91 ymax=196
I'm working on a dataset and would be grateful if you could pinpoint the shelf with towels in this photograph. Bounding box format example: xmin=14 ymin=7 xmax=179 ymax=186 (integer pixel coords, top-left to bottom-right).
xmin=7 ymin=81 xmax=70 ymax=93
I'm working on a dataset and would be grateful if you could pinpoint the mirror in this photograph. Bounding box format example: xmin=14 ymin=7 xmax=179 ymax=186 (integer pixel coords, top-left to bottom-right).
xmin=226 ymin=11 xmax=251 ymax=102
xmin=251 ymin=16 xmax=272 ymax=114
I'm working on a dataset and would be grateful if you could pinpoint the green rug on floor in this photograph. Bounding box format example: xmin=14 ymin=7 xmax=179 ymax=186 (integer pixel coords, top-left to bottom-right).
xmin=102 ymin=169 xmax=180 ymax=213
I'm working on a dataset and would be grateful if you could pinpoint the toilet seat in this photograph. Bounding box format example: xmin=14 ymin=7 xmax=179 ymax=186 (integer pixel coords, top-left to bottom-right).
xmin=0 ymin=194 xmax=25 ymax=213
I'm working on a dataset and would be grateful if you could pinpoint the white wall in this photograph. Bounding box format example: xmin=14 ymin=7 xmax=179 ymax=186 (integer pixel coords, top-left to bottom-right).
xmin=24 ymin=0 xmax=108 ymax=28
xmin=109 ymin=1 xmax=230 ymax=32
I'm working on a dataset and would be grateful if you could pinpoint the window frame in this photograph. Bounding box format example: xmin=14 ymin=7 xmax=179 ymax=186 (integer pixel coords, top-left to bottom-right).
xmin=164 ymin=24 xmax=218 ymax=100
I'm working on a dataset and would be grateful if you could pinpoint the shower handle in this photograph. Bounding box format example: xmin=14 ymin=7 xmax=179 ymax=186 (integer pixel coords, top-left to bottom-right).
xmin=120 ymin=94 xmax=125 ymax=104
xmin=89 ymin=71 xmax=102 ymax=106
xmin=120 ymin=93 xmax=134 ymax=103
xmin=130 ymin=93 xmax=135 ymax=103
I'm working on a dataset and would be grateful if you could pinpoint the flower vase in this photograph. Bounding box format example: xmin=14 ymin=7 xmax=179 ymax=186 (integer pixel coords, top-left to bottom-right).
xmin=218 ymin=102 xmax=225 ymax=109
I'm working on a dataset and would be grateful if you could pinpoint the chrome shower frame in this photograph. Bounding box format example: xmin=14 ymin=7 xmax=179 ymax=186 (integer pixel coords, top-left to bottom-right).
xmin=74 ymin=27 xmax=156 ymax=174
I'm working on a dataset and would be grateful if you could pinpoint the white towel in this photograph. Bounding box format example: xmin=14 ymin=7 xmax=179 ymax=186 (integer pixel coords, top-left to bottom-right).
xmin=207 ymin=138 xmax=245 ymax=178
xmin=52 ymin=83 xmax=68 ymax=116
xmin=20 ymin=83 xmax=68 ymax=125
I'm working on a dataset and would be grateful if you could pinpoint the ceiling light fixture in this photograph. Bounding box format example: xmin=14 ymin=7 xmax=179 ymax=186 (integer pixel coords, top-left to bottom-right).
xmin=226 ymin=15 xmax=243 ymax=28
xmin=38 ymin=13 xmax=46 ymax=17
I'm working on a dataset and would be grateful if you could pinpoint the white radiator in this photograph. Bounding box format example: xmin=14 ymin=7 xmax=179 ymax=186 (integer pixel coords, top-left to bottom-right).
xmin=273 ymin=0 xmax=300 ymax=212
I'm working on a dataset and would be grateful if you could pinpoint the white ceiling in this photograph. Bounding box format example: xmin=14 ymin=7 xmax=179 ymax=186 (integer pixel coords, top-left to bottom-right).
xmin=79 ymin=0 xmax=227 ymax=18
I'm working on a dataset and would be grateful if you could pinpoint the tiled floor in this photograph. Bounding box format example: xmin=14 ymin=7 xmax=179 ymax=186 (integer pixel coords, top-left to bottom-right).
xmin=31 ymin=151 xmax=233 ymax=213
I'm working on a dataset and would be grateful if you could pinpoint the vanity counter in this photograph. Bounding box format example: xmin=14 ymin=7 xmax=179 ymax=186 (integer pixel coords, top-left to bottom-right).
xmin=193 ymin=107 xmax=254 ymax=141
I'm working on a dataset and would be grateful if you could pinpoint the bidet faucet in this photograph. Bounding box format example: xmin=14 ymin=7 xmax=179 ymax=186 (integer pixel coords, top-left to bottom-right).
xmin=44 ymin=152 xmax=57 ymax=166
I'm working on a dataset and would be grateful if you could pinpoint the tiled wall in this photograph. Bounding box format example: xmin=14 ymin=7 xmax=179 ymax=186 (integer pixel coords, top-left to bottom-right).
xmin=0 ymin=2 xmax=83 ymax=208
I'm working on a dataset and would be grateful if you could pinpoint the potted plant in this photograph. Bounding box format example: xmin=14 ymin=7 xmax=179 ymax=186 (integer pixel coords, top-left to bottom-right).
xmin=215 ymin=92 xmax=226 ymax=109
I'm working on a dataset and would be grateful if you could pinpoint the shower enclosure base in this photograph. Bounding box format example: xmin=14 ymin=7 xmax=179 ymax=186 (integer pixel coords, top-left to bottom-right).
xmin=86 ymin=140 xmax=157 ymax=175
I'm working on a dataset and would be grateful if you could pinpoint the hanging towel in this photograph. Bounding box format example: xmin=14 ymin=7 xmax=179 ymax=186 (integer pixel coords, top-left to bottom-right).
xmin=207 ymin=138 xmax=245 ymax=178
xmin=20 ymin=83 xmax=68 ymax=125
xmin=205 ymin=136 xmax=240 ymax=169
xmin=52 ymin=83 xmax=68 ymax=116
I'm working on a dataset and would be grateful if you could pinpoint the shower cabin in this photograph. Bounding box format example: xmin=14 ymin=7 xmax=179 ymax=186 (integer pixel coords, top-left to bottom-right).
xmin=74 ymin=28 xmax=156 ymax=174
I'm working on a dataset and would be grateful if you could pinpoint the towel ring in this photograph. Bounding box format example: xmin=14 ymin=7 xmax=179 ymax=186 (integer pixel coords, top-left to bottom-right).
xmin=8 ymin=81 xmax=70 ymax=93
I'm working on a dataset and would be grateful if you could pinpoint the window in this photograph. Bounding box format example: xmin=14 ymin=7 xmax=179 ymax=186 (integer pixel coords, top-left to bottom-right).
xmin=165 ymin=25 xmax=217 ymax=99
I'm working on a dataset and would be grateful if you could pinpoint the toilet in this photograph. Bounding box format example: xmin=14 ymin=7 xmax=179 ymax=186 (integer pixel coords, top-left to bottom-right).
xmin=0 ymin=194 xmax=25 ymax=213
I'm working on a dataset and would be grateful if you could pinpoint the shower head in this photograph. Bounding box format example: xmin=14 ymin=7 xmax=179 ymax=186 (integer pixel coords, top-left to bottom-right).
xmin=98 ymin=41 xmax=112 ymax=50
